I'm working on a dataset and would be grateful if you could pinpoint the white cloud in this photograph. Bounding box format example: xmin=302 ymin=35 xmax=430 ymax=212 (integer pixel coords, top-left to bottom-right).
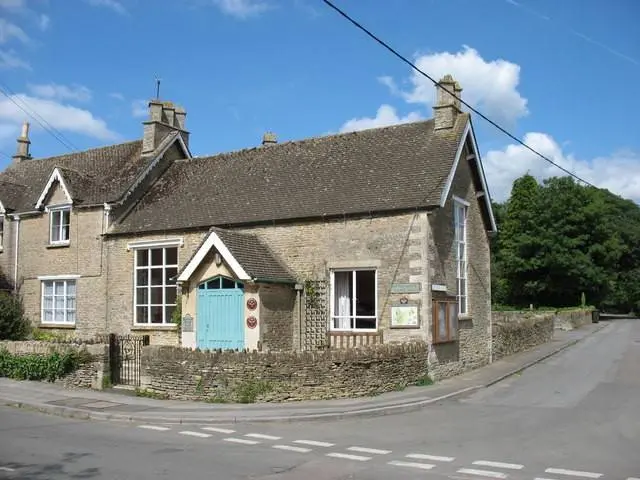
xmin=0 ymin=94 xmax=118 ymax=141
xmin=0 ymin=18 xmax=29 ymax=44
xmin=109 ymin=92 xmax=125 ymax=101
xmin=383 ymin=46 xmax=528 ymax=127
xmin=0 ymin=0 xmax=25 ymax=9
xmin=27 ymin=83 xmax=92 ymax=102
xmin=340 ymin=104 xmax=423 ymax=133
xmin=86 ymin=0 xmax=127 ymax=15
xmin=38 ymin=13 xmax=50 ymax=31
xmin=213 ymin=0 xmax=270 ymax=18
xmin=0 ymin=48 xmax=30 ymax=69
xmin=131 ymin=99 xmax=148 ymax=118
xmin=483 ymin=132 xmax=640 ymax=202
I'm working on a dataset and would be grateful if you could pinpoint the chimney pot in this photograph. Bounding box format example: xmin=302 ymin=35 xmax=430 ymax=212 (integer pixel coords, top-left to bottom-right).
xmin=262 ymin=132 xmax=277 ymax=146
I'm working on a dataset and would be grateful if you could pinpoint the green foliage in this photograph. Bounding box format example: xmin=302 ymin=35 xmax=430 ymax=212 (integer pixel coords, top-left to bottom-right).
xmin=492 ymin=174 xmax=640 ymax=312
xmin=0 ymin=348 xmax=87 ymax=382
xmin=0 ymin=291 xmax=31 ymax=340
xmin=135 ymin=388 xmax=168 ymax=399
xmin=29 ymin=328 xmax=70 ymax=342
xmin=171 ymin=295 xmax=182 ymax=329
xmin=415 ymin=375 xmax=434 ymax=387
xmin=235 ymin=379 xmax=272 ymax=403
xmin=204 ymin=395 xmax=228 ymax=404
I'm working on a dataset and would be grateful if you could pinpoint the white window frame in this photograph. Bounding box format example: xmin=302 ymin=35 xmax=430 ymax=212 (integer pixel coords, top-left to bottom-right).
xmin=40 ymin=277 xmax=77 ymax=325
xmin=329 ymin=268 xmax=378 ymax=332
xmin=454 ymin=196 xmax=468 ymax=316
xmin=133 ymin=244 xmax=179 ymax=325
xmin=48 ymin=205 xmax=71 ymax=245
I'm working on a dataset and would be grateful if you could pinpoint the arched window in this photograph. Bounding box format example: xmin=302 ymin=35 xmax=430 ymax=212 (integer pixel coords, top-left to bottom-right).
xmin=198 ymin=276 xmax=244 ymax=290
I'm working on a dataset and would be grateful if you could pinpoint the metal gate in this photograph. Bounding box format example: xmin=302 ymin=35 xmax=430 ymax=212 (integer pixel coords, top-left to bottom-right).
xmin=108 ymin=334 xmax=149 ymax=387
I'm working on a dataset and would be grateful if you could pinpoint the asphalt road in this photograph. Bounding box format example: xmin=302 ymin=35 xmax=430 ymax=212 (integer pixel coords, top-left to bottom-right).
xmin=0 ymin=319 xmax=639 ymax=480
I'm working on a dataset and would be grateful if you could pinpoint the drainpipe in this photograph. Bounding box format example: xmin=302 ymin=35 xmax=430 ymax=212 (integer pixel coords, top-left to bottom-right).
xmin=295 ymin=283 xmax=304 ymax=350
xmin=13 ymin=215 xmax=20 ymax=293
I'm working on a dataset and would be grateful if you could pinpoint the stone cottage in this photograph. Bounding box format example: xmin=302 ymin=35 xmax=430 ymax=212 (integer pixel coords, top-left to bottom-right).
xmin=0 ymin=75 xmax=496 ymax=378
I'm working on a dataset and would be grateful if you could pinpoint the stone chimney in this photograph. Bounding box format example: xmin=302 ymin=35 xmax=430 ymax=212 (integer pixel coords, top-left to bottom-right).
xmin=433 ymin=74 xmax=462 ymax=130
xmin=262 ymin=132 xmax=277 ymax=146
xmin=12 ymin=121 xmax=31 ymax=163
xmin=142 ymin=100 xmax=189 ymax=155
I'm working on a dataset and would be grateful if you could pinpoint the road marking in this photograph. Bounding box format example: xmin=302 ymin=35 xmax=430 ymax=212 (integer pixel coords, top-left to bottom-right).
xmin=457 ymin=468 xmax=508 ymax=479
xmin=293 ymin=440 xmax=334 ymax=447
xmin=138 ymin=425 xmax=170 ymax=431
xmin=223 ymin=437 xmax=260 ymax=445
xmin=179 ymin=430 xmax=211 ymax=438
xmin=388 ymin=460 xmax=435 ymax=470
xmin=406 ymin=453 xmax=455 ymax=462
xmin=473 ymin=460 xmax=524 ymax=470
xmin=0 ymin=467 xmax=16 ymax=472
xmin=272 ymin=445 xmax=312 ymax=453
xmin=326 ymin=452 xmax=371 ymax=462
xmin=545 ymin=468 xmax=603 ymax=479
xmin=245 ymin=433 xmax=281 ymax=440
xmin=626 ymin=478 xmax=640 ymax=480
xmin=347 ymin=446 xmax=391 ymax=455
xmin=201 ymin=427 xmax=235 ymax=434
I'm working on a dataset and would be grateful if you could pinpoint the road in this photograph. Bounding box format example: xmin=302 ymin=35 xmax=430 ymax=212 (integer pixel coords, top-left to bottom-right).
xmin=0 ymin=319 xmax=639 ymax=480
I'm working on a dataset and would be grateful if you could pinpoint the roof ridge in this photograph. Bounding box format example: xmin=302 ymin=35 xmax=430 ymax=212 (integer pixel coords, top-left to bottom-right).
xmin=192 ymin=117 xmax=435 ymax=163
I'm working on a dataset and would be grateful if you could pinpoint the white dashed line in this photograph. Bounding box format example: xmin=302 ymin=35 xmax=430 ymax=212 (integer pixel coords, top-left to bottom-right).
xmin=406 ymin=453 xmax=455 ymax=462
xmin=457 ymin=468 xmax=508 ymax=479
xmin=347 ymin=446 xmax=391 ymax=455
xmin=272 ymin=445 xmax=312 ymax=453
xmin=545 ymin=468 xmax=603 ymax=479
xmin=223 ymin=437 xmax=260 ymax=445
xmin=473 ymin=460 xmax=524 ymax=470
xmin=179 ymin=431 xmax=211 ymax=438
xmin=245 ymin=433 xmax=281 ymax=440
xmin=388 ymin=460 xmax=435 ymax=470
xmin=0 ymin=467 xmax=16 ymax=472
xmin=201 ymin=427 xmax=235 ymax=434
xmin=138 ymin=425 xmax=170 ymax=431
xmin=293 ymin=440 xmax=334 ymax=447
xmin=626 ymin=478 xmax=640 ymax=480
xmin=326 ymin=452 xmax=372 ymax=462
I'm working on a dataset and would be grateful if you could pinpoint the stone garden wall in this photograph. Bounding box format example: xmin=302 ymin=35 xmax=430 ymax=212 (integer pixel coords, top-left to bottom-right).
xmin=0 ymin=340 xmax=110 ymax=390
xmin=140 ymin=342 xmax=429 ymax=402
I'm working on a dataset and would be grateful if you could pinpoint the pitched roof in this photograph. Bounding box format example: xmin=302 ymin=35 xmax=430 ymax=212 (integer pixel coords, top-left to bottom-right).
xmin=177 ymin=227 xmax=295 ymax=283
xmin=0 ymin=179 xmax=28 ymax=212
xmin=0 ymin=140 xmax=146 ymax=212
xmin=113 ymin=114 xmax=470 ymax=234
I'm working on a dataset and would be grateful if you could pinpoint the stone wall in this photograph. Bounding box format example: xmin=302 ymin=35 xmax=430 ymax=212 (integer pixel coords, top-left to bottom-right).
xmin=553 ymin=309 xmax=593 ymax=331
xmin=0 ymin=340 xmax=110 ymax=390
xmin=140 ymin=342 xmax=429 ymax=402
xmin=259 ymin=283 xmax=296 ymax=352
xmin=491 ymin=312 xmax=554 ymax=361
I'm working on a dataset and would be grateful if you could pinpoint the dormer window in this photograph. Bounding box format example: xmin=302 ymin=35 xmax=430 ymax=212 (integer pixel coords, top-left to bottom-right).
xmin=49 ymin=206 xmax=71 ymax=245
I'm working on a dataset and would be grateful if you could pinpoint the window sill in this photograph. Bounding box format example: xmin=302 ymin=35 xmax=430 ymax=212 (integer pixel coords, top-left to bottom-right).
xmin=459 ymin=315 xmax=473 ymax=322
xmin=131 ymin=324 xmax=178 ymax=331
xmin=46 ymin=243 xmax=70 ymax=249
xmin=38 ymin=323 xmax=76 ymax=329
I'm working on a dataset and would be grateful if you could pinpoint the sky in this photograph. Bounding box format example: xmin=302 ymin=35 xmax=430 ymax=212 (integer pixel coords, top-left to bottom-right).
xmin=0 ymin=0 xmax=639 ymax=203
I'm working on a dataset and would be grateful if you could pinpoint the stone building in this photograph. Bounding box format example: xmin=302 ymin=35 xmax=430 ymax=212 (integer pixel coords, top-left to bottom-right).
xmin=0 ymin=75 xmax=496 ymax=379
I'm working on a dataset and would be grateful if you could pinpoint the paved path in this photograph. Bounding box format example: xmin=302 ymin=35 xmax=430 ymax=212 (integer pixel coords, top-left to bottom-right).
xmin=0 ymin=320 xmax=638 ymax=479
xmin=0 ymin=323 xmax=606 ymax=424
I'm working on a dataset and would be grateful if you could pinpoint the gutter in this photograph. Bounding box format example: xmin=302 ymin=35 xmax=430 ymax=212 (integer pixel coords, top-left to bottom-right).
xmin=252 ymin=277 xmax=297 ymax=285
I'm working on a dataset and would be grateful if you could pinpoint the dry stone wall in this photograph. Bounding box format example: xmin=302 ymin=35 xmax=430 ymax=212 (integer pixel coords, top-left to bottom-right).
xmin=0 ymin=340 xmax=109 ymax=390
xmin=140 ymin=342 xmax=429 ymax=402
xmin=491 ymin=312 xmax=554 ymax=361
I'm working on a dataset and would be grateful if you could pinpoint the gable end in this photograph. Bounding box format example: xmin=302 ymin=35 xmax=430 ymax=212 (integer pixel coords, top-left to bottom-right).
xmin=35 ymin=168 xmax=73 ymax=210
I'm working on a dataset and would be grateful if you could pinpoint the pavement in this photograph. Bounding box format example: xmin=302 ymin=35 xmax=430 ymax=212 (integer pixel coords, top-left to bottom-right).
xmin=1 ymin=319 xmax=638 ymax=480
xmin=0 ymin=321 xmax=608 ymax=425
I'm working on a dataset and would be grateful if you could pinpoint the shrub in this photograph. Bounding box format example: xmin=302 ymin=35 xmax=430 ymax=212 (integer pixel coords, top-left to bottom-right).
xmin=0 ymin=292 xmax=30 ymax=340
xmin=0 ymin=348 xmax=86 ymax=382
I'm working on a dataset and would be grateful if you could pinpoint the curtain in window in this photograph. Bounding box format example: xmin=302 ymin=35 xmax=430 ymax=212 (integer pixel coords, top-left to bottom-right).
xmin=334 ymin=271 xmax=351 ymax=329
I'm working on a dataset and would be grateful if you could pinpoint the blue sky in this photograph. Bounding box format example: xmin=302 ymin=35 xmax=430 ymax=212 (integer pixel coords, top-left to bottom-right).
xmin=1 ymin=0 xmax=639 ymax=202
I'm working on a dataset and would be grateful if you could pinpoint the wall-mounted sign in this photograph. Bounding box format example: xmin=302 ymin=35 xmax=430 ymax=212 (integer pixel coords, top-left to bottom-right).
xmin=246 ymin=297 xmax=258 ymax=310
xmin=390 ymin=304 xmax=419 ymax=329
xmin=390 ymin=283 xmax=421 ymax=294
xmin=246 ymin=316 xmax=258 ymax=329
xmin=182 ymin=314 xmax=193 ymax=332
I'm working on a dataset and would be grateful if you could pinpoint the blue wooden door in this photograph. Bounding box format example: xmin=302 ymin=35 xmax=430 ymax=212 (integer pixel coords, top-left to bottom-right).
xmin=196 ymin=283 xmax=244 ymax=350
